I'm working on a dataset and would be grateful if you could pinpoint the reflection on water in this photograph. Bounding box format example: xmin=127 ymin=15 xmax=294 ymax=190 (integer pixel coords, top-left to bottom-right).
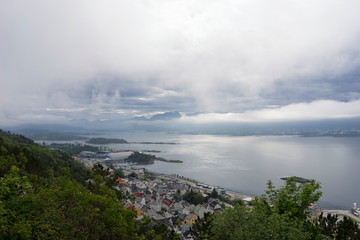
xmin=66 ymin=131 xmax=360 ymax=209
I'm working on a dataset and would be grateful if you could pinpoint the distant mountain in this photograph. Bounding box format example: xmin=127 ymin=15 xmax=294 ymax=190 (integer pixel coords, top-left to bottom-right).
xmin=128 ymin=111 xmax=182 ymax=121
xmin=6 ymin=124 xmax=87 ymax=134
xmin=149 ymin=111 xmax=181 ymax=121
xmin=130 ymin=116 xmax=149 ymax=121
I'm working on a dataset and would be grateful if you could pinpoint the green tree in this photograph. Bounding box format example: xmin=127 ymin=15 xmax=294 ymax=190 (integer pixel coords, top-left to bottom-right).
xmin=0 ymin=131 xmax=148 ymax=239
xmin=316 ymin=213 xmax=360 ymax=239
xmin=209 ymin=204 xmax=315 ymax=240
xmin=197 ymin=178 xmax=324 ymax=240
xmin=258 ymin=177 xmax=322 ymax=220
xmin=183 ymin=190 xmax=205 ymax=205
xmin=191 ymin=212 xmax=214 ymax=240
xmin=114 ymin=168 xmax=125 ymax=178
xmin=209 ymin=188 xmax=218 ymax=198
xmin=2 ymin=176 xmax=139 ymax=240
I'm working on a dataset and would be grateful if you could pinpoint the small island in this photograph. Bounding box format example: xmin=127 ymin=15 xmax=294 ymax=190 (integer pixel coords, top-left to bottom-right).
xmin=280 ymin=176 xmax=311 ymax=184
xmin=125 ymin=151 xmax=182 ymax=164
xmin=131 ymin=142 xmax=176 ymax=145
xmin=156 ymin=157 xmax=183 ymax=163
xmin=86 ymin=137 xmax=128 ymax=144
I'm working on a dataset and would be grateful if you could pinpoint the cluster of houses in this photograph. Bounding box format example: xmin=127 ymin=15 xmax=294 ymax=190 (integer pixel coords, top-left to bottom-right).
xmin=75 ymin=150 xmax=133 ymax=168
xmin=115 ymin=167 xmax=227 ymax=239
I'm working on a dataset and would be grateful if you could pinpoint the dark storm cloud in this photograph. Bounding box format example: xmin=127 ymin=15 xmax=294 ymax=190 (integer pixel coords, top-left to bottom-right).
xmin=259 ymin=68 xmax=360 ymax=106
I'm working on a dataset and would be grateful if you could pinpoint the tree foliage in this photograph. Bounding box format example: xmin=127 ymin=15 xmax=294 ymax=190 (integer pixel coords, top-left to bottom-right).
xmin=208 ymin=204 xmax=314 ymax=240
xmin=259 ymin=178 xmax=322 ymax=220
xmin=182 ymin=189 xmax=205 ymax=205
xmin=0 ymin=130 xmax=167 ymax=239
xmin=126 ymin=151 xmax=156 ymax=164
xmin=315 ymin=213 xmax=360 ymax=239
xmin=192 ymin=178 xmax=327 ymax=240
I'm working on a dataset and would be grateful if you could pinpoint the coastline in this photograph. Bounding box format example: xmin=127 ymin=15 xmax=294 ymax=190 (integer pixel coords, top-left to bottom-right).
xmin=144 ymin=169 xmax=256 ymax=202
xmin=142 ymin=168 xmax=360 ymax=222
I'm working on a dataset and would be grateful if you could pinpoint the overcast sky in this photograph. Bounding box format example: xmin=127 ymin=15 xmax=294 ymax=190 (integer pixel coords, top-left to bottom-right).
xmin=1 ymin=0 xmax=360 ymax=126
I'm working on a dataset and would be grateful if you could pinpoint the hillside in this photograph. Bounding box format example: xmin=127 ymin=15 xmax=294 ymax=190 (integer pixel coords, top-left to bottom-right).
xmin=0 ymin=130 xmax=88 ymax=182
xmin=0 ymin=130 xmax=176 ymax=239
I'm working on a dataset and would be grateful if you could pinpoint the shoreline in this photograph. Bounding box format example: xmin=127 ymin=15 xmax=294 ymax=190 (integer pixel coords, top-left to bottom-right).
xmin=142 ymin=168 xmax=360 ymax=222
xmin=144 ymin=169 xmax=256 ymax=202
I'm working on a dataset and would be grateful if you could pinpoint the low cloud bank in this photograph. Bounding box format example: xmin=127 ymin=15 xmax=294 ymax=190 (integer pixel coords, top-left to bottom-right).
xmin=182 ymin=100 xmax=360 ymax=123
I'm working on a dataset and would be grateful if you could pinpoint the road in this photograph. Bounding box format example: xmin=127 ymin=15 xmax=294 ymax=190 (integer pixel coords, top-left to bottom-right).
xmin=322 ymin=209 xmax=360 ymax=223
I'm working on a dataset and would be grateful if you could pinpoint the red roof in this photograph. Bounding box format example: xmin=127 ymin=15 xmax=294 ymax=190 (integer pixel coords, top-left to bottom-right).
xmin=162 ymin=198 xmax=172 ymax=206
xmin=126 ymin=205 xmax=136 ymax=211
xmin=116 ymin=178 xmax=124 ymax=183
xmin=133 ymin=192 xmax=143 ymax=197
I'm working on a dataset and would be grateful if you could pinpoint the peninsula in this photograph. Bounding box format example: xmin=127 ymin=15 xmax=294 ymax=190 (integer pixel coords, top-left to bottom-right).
xmin=125 ymin=151 xmax=183 ymax=164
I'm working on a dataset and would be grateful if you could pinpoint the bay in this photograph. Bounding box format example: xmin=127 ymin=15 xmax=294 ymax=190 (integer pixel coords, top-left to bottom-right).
xmin=65 ymin=131 xmax=360 ymax=210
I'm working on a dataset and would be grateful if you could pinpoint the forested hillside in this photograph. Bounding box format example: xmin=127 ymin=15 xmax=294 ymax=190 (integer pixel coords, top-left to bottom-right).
xmin=0 ymin=130 xmax=176 ymax=239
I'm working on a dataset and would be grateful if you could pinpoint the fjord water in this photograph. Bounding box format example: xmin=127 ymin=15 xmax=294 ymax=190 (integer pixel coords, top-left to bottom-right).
xmin=103 ymin=132 xmax=360 ymax=209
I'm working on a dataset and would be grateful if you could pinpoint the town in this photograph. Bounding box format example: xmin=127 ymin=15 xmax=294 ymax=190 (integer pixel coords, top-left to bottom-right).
xmin=113 ymin=166 xmax=256 ymax=239
xmin=71 ymin=146 xmax=359 ymax=239
xmin=71 ymin=147 xmax=256 ymax=239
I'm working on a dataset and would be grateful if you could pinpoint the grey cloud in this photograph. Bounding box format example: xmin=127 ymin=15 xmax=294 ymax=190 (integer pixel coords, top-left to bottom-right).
xmin=260 ymin=67 xmax=360 ymax=106
xmin=1 ymin=0 xmax=360 ymax=126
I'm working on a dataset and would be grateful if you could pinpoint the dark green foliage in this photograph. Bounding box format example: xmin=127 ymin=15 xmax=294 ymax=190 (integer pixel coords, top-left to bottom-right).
xmin=182 ymin=190 xmax=205 ymax=205
xmin=86 ymin=163 xmax=118 ymax=196
xmin=126 ymin=151 xmax=156 ymax=164
xmin=86 ymin=137 xmax=128 ymax=144
xmin=209 ymin=188 xmax=218 ymax=198
xmin=138 ymin=217 xmax=181 ymax=240
xmin=316 ymin=213 xmax=360 ymax=239
xmin=191 ymin=212 xmax=213 ymax=240
xmin=208 ymin=204 xmax=314 ymax=240
xmin=316 ymin=213 xmax=338 ymax=237
xmin=192 ymin=178 xmax=326 ymax=240
xmin=0 ymin=130 xmax=89 ymax=183
xmin=114 ymin=168 xmax=125 ymax=178
xmin=0 ymin=130 xmax=166 ymax=239
xmin=1 ymin=175 xmax=138 ymax=239
xmin=259 ymin=177 xmax=322 ymax=220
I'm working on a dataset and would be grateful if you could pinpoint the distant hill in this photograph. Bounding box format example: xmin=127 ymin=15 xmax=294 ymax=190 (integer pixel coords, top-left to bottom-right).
xmin=27 ymin=132 xmax=88 ymax=141
xmin=0 ymin=129 xmax=88 ymax=182
xmin=86 ymin=137 xmax=128 ymax=144
xmin=6 ymin=124 xmax=87 ymax=134
xmin=130 ymin=116 xmax=148 ymax=121
xmin=128 ymin=111 xmax=182 ymax=121
xmin=149 ymin=111 xmax=181 ymax=121
xmin=0 ymin=130 xmax=161 ymax=239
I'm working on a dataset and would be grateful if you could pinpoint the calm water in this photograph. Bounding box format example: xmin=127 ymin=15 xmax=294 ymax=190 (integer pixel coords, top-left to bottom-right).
xmin=77 ymin=131 xmax=360 ymax=209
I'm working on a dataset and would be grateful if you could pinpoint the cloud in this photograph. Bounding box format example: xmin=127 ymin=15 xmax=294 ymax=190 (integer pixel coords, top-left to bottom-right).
xmin=1 ymin=0 xmax=360 ymax=126
xmin=182 ymin=100 xmax=360 ymax=123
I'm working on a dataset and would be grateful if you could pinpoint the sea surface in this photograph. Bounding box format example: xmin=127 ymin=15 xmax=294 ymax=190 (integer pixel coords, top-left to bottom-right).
xmin=56 ymin=131 xmax=360 ymax=210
